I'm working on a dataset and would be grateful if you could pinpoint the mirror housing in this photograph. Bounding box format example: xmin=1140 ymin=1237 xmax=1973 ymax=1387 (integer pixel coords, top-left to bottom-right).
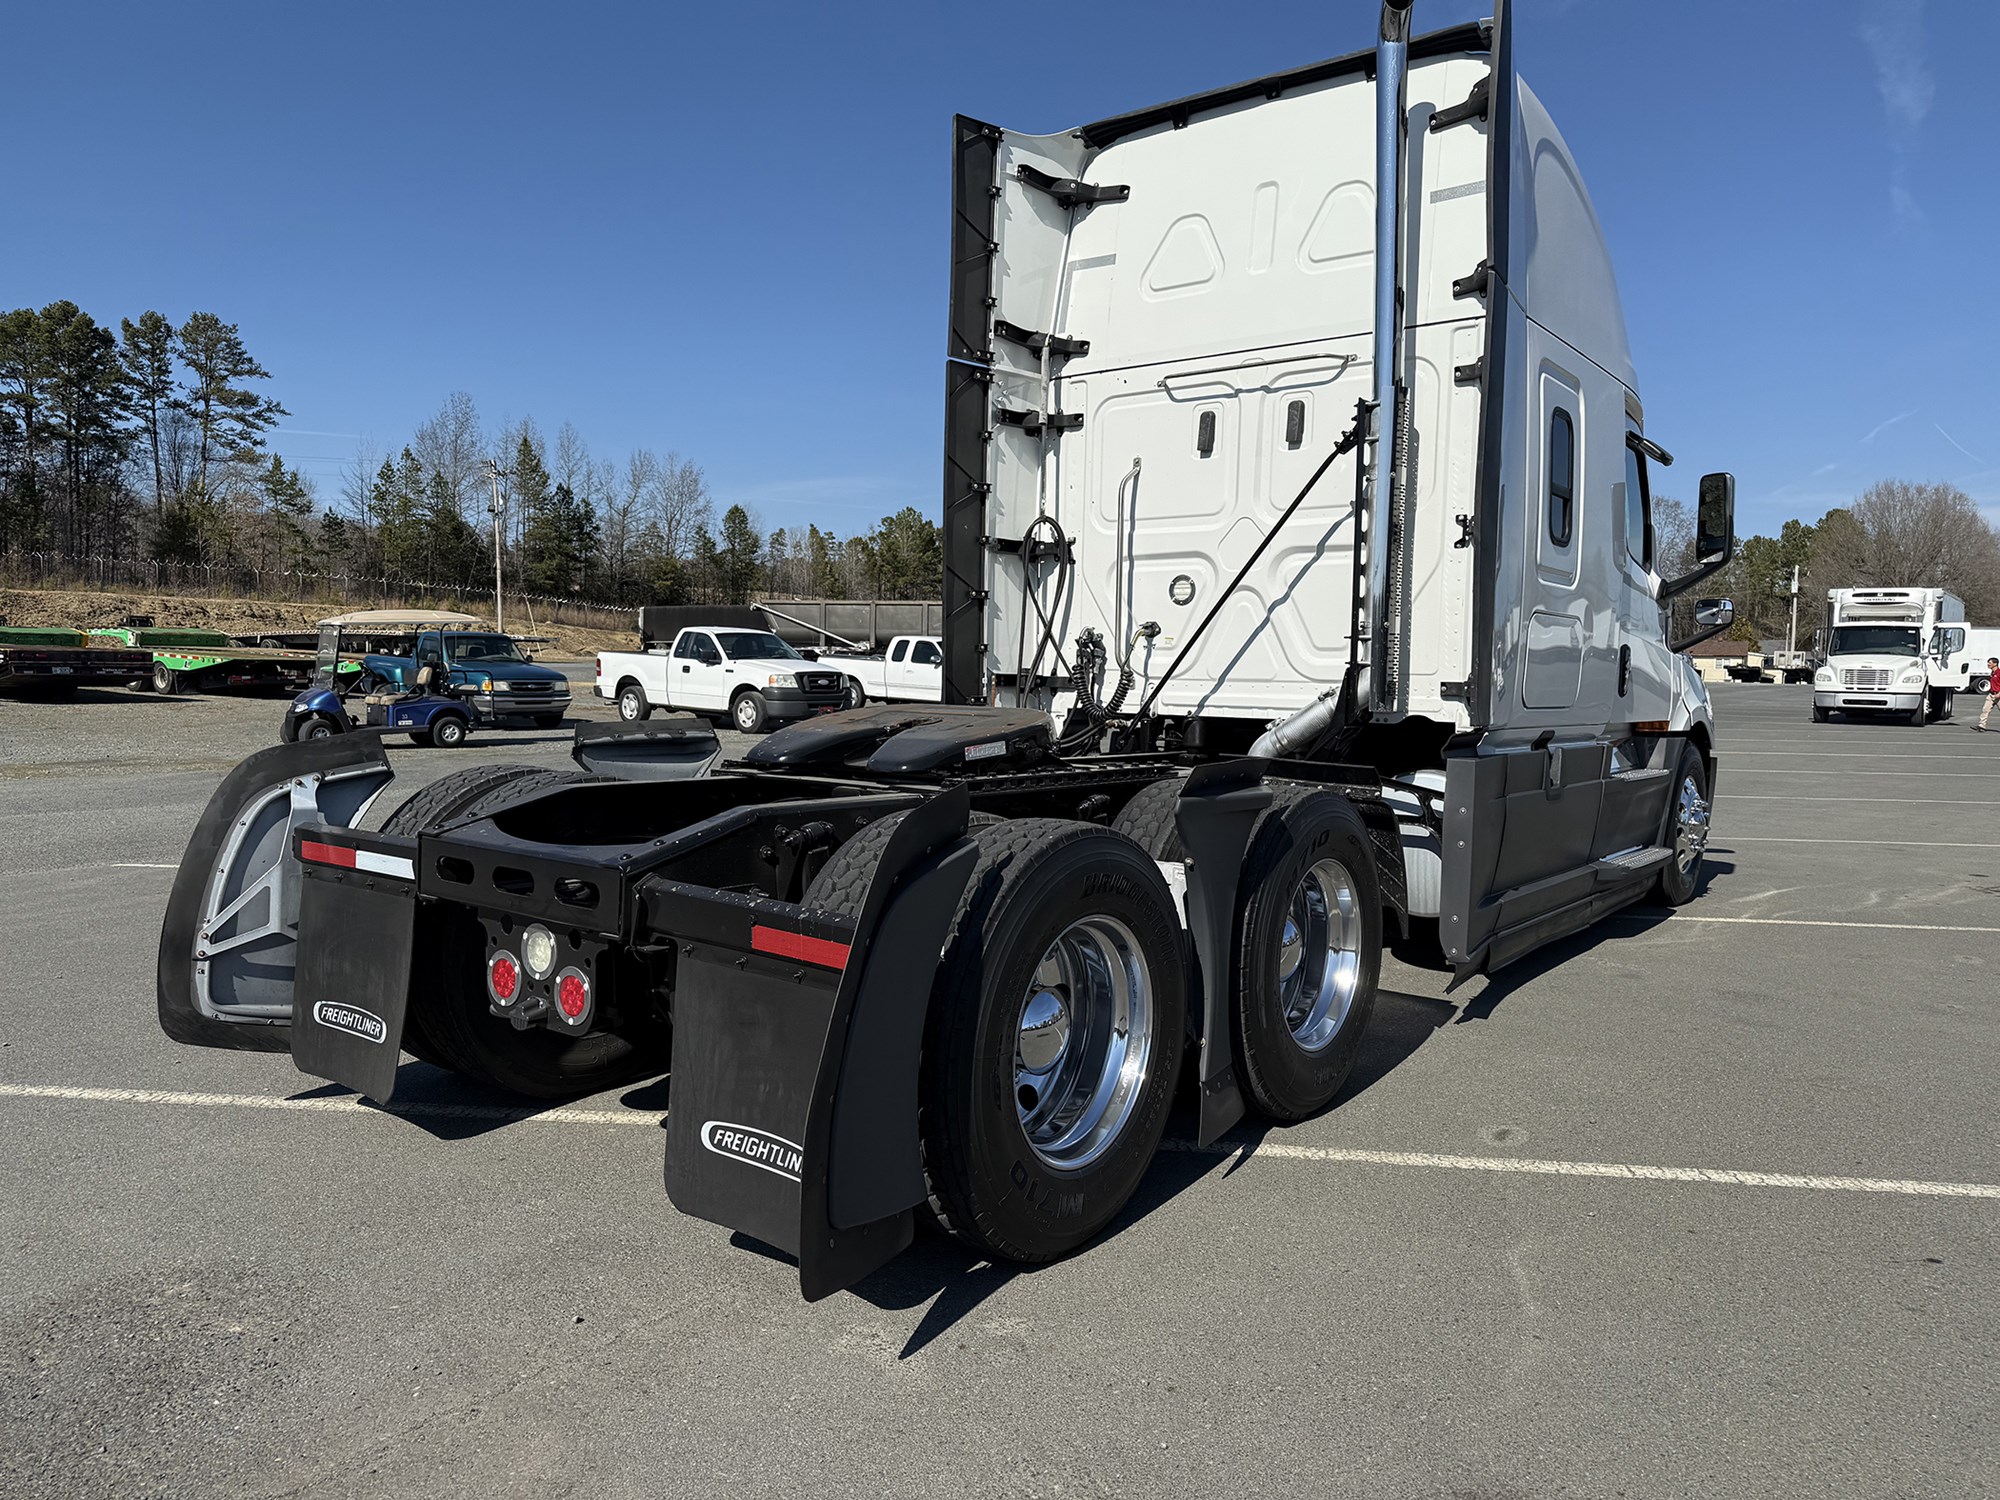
xmin=1660 ymin=472 xmax=1736 ymax=600
xmin=1672 ymin=596 xmax=1735 ymax=655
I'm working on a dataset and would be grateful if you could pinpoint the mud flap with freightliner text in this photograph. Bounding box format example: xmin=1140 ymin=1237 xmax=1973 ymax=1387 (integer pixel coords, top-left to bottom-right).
xmin=655 ymin=789 xmax=976 ymax=1301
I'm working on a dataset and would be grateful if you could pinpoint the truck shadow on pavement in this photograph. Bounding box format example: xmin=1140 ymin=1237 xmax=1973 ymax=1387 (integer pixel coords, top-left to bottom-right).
xmin=1445 ymin=850 xmax=1736 ymax=1024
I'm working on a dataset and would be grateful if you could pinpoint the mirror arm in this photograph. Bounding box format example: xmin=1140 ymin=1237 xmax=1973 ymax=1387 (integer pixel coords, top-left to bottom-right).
xmin=1658 ymin=555 xmax=1727 ymax=601
xmin=1671 ymin=618 xmax=1733 ymax=654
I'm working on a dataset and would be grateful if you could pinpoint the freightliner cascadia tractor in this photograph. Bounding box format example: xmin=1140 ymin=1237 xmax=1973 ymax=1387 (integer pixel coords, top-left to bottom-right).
xmin=157 ymin=0 xmax=1736 ymax=1299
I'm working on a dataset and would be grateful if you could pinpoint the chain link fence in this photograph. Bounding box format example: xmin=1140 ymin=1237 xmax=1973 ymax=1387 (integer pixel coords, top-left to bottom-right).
xmin=0 ymin=550 xmax=634 ymax=632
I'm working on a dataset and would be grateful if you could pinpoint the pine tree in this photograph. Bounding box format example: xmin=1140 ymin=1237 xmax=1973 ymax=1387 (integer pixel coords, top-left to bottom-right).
xmin=120 ymin=311 xmax=177 ymax=509
xmin=259 ymin=454 xmax=314 ymax=572
xmin=718 ymin=504 xmax=762 ymax=603
xmin=0 ymin=306 xmax=52 ymax=549
xmin=175 ymin=311 xmax=287 ymax=492
xmin=869 ymin=506 xmax=942 ymax=599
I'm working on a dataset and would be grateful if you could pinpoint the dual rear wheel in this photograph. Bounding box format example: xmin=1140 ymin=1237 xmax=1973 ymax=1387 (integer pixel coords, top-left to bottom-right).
xmin=803 ymin=783 xmax=1384 ymax=1264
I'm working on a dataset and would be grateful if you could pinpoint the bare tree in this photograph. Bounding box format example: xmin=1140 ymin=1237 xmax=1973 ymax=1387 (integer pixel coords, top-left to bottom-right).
xmin=1853 ymin=479 xmax=2000 ymax=619
xmin=646 ymin=451 xmax=712 ymax=559
xmin=552 ymin=421 xmax=591 ymax=499
xmin=410 ymin=391 xmax=483 ymax=520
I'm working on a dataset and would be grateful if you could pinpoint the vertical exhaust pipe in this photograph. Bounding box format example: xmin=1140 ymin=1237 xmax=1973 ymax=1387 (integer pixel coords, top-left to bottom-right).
xmin=1250 ymin=1 xmax=1413 ymax=761
xmin=1365 ymin=0 xmax=1413 ymax=710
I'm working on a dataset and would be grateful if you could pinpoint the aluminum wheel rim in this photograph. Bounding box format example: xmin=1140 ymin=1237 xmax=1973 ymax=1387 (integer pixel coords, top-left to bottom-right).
xmin=1014 ymin=915 xmax=1153 ymax=1171
xmin=735 ymin=699 xmax=756 ymax=729
xmin=1674 ymin=774 xmax=1710 ymax=874
xmin=1275 ymin=859 xmax=1362 ymax=1053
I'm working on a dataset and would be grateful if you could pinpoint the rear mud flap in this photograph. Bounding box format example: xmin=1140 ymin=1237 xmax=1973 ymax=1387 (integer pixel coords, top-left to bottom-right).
xmin=656 ymin=789 xmax=976 ymax=1300
xmin=288 ymin=826 xmax=420 ymax=1102
xmin=1173 ymin=762 xmax=1274 ymax=1146
xmin=156 ymin=735 xmax=394 ymax=1051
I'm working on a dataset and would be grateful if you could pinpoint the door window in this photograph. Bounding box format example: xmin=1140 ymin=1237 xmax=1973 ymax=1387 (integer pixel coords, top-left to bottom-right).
xmin=673 ymin=634 xmax=700 ymax=660
xmin=911 ymin=640 xmax=941 ymax=666
xmin=678 ymin=633 xmax=720 ymax=664
xmin=1622 ymin=441 xmax=1653 ymax=570
xmin=891 ymin=640 xmax=908 ymax=662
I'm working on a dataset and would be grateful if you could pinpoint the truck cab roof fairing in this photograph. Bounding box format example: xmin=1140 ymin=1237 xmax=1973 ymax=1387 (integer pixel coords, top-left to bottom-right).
xmin=1509 ymin=78 xmax=1636 ymax=398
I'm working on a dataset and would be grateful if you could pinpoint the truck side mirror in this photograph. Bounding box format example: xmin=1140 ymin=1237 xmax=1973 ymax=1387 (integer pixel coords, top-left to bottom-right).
xmin=1661 ymin=472 xmax=1736 ymax=600
xmin=1672 ymin=597 xmax=1735 ymax=654
xmin=1695 ymin=472 xmax=1734 ymax=565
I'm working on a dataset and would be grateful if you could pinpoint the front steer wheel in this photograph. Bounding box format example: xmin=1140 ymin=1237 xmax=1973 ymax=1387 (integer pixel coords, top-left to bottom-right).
xmin=731 ymin=690 xmax=769 ymax=733
xmin=1653 ymin=741 xmax=1711 ymax=906
xmin=805 ymin=815 xmax=1186 ymax=1264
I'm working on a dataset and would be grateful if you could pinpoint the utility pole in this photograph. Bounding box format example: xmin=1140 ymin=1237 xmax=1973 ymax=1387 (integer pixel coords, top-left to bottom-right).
xmin=486 ymin=458 xmax=511 ymax=633
xmin=1787 ymin=564 xmax=1800 ymax=666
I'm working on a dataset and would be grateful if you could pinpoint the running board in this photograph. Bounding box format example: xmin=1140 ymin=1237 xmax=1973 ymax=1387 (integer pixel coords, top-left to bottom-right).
xmin=1596 ymin=845 xmax=1672 ymax=880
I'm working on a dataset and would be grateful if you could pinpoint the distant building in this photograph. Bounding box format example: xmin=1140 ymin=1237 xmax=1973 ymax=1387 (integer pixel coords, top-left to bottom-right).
xmin=1684 ymin=636 xmax=1757 ymax=683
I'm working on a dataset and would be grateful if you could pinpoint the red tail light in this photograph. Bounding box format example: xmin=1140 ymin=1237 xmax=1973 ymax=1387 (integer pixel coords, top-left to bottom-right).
xmin=487 ymin=952 xmax=520 ymax=1005
xmin=553 ymin=966 xmax=592 ymax=1027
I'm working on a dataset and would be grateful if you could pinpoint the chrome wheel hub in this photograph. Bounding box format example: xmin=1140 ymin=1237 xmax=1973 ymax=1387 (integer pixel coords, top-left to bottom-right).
xmin=1274 ymin=859 xmax=1362 ymax=1053
xmin=1014 ymin=916 xmax=1153 ymax=1171
xmin=1675 ymin=774 xmax=1710 ymax=873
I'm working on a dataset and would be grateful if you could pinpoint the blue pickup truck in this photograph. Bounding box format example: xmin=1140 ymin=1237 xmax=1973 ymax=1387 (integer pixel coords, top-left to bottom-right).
xmin=367 ymin=628 xmax=572 ymax=728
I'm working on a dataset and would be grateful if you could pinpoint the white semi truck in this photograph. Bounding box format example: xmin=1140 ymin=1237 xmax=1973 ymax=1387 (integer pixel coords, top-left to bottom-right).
xmin=155 ymin=0 xmax=1736 ymax=1299
xmin=1813 ymin=587 xmax=1965 ymax=724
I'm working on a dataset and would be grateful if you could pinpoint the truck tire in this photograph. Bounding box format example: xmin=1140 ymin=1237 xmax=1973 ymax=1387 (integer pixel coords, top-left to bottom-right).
xmin=841 ymin=677 xmax=867 ymax=710
xmin=805 ymin=815 xmax=1186 ymax=1264
xmin=731 ymin=690 xmax=769 ymax=733
xmin=1908 ymin=698 xmax=1927 ymax=727
xmin=1109 ymin=776 xmax=1188 ymax=861
xmin=616 ymin=681 xmax=651 ymax=721
xmin=152 ymin=662 xmax=181 ymax=694
xmin=431 ymin=714 xmax=470 ymax=748
xmin=381 ymin=764 xmax=661 ymax=1096
xmin=1653 ymin=741 xmax=1711 ymax=906
xmin=1229 ymin=790 xmax=1382 ymax=1121
xmin=1811 ymin=704 xmax=1830 ymax=723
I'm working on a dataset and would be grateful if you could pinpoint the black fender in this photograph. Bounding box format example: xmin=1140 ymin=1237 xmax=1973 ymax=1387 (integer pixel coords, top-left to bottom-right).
xmin=653 ymin=787 xmax=976 ymax=1300
xmin=156 ymin=733 xmax=396 ymax=1052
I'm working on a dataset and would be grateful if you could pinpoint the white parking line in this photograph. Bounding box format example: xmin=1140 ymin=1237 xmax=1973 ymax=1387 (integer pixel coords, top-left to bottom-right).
xmin=1719 ymin=796 xmax=2000 ymax=804
xmin=1717 ymin=836 xmax=2000 ymax=849
xmin=1 ymin=1083 xmax=1993 ymax=1201
xmin=1725 ymin=752 xmax=1991 ymax=759
xmin=1616 ymin=914 xmax=2000 ymax=934
xmin=1725 ymin=769 xmax=1998 ymax=777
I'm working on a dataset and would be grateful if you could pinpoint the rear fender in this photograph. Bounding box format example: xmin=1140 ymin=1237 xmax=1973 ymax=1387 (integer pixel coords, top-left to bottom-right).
xmin=654 ymin=787 xmax=976 ymax=1300
xmin=156 ymin=735 xmax=396 ymax=1051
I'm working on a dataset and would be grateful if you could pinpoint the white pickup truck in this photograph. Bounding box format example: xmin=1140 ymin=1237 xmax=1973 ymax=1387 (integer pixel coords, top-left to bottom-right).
xmin=596 ymin=626 xmax=848 ymax=732
xmin=812 ymin=634 xmax=945 ymax=708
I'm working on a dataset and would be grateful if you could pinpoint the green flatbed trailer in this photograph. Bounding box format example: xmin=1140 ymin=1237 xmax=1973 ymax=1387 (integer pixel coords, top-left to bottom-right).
xmin=0 ymin=626 xmax=152 ymax=696
xmin=89 ymin=627 xmax=364 ymax=695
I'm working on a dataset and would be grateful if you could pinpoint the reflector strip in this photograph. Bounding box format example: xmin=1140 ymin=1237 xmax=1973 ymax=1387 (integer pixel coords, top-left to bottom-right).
xmin=298 ymin=839 xmax=415 ymax=882
xmin=750 ymin=925 xmax=850 ymax=970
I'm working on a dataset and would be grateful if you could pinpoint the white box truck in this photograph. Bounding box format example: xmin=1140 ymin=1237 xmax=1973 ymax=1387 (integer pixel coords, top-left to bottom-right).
xmin=1813 ymin=587 xmax=1965 ymax=724
xmin=156 ymin=0 xmax=1738 ymax=1299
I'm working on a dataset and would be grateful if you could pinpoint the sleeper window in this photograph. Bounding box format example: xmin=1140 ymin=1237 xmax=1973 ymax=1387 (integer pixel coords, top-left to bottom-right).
xmin=1548 ymin=408 xmax=1575 ymax=549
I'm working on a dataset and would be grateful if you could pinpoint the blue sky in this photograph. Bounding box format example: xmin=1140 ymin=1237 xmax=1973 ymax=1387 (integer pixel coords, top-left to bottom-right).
xmin=6 ymin=0 xmax=1995 ymax=540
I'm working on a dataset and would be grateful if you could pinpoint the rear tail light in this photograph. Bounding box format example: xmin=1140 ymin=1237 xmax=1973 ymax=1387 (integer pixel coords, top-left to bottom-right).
xmin=488 ymin=951 xmax=520 ymax=1006
xmin=553 ymin=966 xmax=592 ymax=1028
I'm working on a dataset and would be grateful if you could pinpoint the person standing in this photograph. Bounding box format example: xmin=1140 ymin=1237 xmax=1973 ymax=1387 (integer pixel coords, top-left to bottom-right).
xmin=1980 ymin=658 xmax=2000 ymax=732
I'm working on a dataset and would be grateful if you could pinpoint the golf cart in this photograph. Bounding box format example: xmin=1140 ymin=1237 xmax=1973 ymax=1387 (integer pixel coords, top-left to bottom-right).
xmin=279 ymin=623 xmax=475 ymax=748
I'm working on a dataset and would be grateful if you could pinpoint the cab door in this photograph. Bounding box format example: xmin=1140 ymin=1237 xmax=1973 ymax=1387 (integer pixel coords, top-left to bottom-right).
xmin=673 ymin=631 xmax=728 ymax=712
xmin=1615 ymin=433 xmax=1674 ymax=723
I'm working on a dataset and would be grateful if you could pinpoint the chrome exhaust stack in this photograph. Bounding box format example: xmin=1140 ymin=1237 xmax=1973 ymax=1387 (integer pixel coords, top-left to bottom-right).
xmin=1365 ymin=0 xmax=1414 ymax=713
xmin=1250 ymin=0 xmax=1412 ymax=761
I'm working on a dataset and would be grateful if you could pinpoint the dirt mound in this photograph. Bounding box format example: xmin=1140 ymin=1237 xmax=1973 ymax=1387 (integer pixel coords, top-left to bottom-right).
xmin=0 ymin=587 xmax=636 ymax=659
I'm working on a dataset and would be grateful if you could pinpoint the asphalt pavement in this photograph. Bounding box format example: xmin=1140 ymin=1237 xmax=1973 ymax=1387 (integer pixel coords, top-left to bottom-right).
xmin=1 ymin=680 xmax=1994 ymax=1499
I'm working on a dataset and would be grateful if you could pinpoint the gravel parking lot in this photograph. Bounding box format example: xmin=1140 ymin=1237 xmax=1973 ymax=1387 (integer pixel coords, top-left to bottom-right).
xmin=1 ymin=679 xmax=1994 ymax=1499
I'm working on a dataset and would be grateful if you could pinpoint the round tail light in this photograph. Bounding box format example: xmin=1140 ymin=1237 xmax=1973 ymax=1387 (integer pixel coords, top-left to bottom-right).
xmin=487 ymin=951 xmax=520 ymax=1006
xmin=553 ymin=966 xmax=591 ymax=1027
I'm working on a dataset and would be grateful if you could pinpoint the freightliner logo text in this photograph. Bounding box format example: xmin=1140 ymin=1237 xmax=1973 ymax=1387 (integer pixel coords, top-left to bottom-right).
xmin=700 ymin=1121 xmax=804 ymax=1182
xmin=312 ymin=1001 xmax=387 ymax=1045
